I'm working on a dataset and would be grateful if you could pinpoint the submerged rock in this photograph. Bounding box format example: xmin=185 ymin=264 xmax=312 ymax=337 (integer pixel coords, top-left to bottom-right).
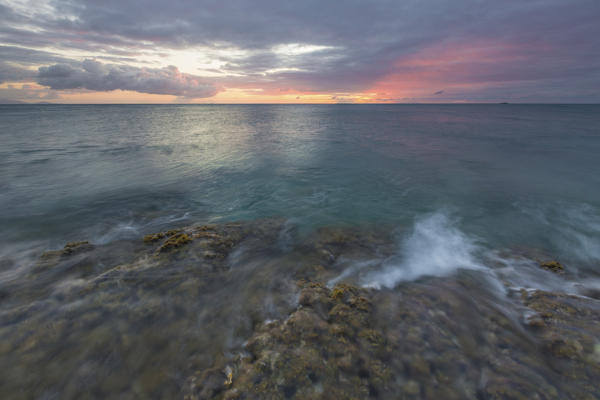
xmin=539 ymin=260 xmax=564 ymax=273
xmin=39 ymin=240 xmax=94 ymax=260
xmin=142 ymin=228 xmax=194 ymax=253
xmin=62 ymin=241 xmax=94 ymax=255
xmin=187 ymin=274 xmax=600 ymax=400
xmin=5 ymin=219 xmax=600 ymax=400
xmin=32 ymin=240 xmax=96 ymax=278
xmin=158 ymin=232 xmax=193 ymax=252
xmin=185 ymin=282 xmax=389 ymax=400
xmin=521 ymin=289 xmax=600 ymax=392
xmin=143 ymin=232 xmax=165 ymax=243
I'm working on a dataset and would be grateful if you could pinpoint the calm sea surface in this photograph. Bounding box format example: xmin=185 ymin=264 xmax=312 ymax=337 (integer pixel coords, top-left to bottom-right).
xmin=1 ymin=104 xmax=599 ymax=269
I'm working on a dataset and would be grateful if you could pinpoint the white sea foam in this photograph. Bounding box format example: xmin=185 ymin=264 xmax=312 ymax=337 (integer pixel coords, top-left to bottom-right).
xmin=557 ymin=204 xmax=600 ymax=264
xmin=361 ymin=211 xmax=484 ymax=289
xmin=485 ymin=251 xmax=581 ymax=294
xmin=0 ymin=240 xmax=49 ymax=284
xmin=277 ymin=218 xmax=299 ymax=252
xmin=95 ymin=222 xmax=140 ymax=245
xmin=92 ymin=212 xmax=192 ymax=245
xmin=327 ymin=258 xmax=381 ymax=288
xmin=518 ymin=202 xmax=600 ymax=266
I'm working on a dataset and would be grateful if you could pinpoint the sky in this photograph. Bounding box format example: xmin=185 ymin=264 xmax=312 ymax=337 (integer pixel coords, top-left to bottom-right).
xmin=0 ymin=0 xmax=599 ymax=103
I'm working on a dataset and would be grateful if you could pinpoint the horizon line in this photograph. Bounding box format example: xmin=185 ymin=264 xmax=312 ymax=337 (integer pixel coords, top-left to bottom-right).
xmin=2 ymin=102 xmax=599 ymax=106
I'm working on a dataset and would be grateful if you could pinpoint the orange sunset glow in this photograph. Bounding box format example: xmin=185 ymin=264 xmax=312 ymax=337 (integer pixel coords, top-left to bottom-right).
xmin=1 ymin=1 xmax=598 ymax=103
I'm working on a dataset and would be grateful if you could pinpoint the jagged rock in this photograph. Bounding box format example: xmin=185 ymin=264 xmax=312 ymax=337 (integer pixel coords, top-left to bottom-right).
xmin=157 ymin=232 xmax=193 ymax=252
xmin=185 ymin=282 xmax=390 ymax=400
xmin=539 ymin=260 xmax=564 ymax=273
xmin=5 ymin=220 xmax=600 ymax=400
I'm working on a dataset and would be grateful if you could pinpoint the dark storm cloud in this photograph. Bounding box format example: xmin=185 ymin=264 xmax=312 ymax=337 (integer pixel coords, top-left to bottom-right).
xmin=38 ymin=60 xmax=220 ymax=98
xmin=0 ymin=0 xmax=599 ymax=101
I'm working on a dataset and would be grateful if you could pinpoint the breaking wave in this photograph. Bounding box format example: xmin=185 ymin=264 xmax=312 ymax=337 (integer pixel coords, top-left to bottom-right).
xmin=361 ymin=211 xmax=484 ymax=289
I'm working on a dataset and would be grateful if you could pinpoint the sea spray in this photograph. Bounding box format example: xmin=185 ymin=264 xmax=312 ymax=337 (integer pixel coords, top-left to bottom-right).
xmin=557 ymin=204 xmax=600 ymax=264
xmin=518 ymin=201 xmax=600 ymax=267
xmin=361 ymin=211 xmax=484 ymax=288
xmin=327 ymin=258 xmax=382 ymax=287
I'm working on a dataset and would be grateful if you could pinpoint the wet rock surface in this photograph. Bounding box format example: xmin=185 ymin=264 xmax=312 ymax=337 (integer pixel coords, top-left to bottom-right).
xmin=185 ymin=282 xmax=387 ymax=400
xmin=1 ymin=219 xmax=599 ymax=399
xmin=539 ymin=260 xmax=565 ymax=273
xmin=186 ymin=278 xmax=600 ymax=400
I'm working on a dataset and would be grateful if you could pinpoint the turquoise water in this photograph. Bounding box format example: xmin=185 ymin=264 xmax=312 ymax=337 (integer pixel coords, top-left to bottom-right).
xmin=2 ymin=104 xmax=599 ymax=270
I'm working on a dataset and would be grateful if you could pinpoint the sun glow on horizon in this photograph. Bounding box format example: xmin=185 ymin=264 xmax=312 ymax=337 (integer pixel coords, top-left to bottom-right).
xmin=1 ymin=1 xmax=598 ymax=104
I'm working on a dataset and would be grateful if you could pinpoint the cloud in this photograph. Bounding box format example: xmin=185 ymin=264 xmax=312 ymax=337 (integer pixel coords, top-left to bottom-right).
xmin=0 ymin=45 xmax=70 ymax=65
xmin=0 ymin=83 xmax=59 ymax=103
xmin=37 ymin=60 xmax=220 ymax=98
xmin=368 ymin=37 xmax=600 ymax=102
xmin=0 ymin=46 xmax=69 ymax=83
xmin=0 ymin=62 xmax=36 ymax=83
xmin=0 ymin=0 xmax=598 ymax=101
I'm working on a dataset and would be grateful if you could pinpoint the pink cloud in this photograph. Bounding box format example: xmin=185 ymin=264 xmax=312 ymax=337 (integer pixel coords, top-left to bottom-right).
xmin=369 ymin=38 xmax=551 ymax=99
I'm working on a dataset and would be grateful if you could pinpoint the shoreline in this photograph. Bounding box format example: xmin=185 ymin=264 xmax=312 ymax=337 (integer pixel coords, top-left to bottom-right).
xmin=1 ymin=218 xmax=599 ymax=399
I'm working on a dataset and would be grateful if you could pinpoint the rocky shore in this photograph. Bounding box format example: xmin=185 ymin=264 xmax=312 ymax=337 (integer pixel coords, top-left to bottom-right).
xmin=1 ymin=219 xmax=599 ymax=399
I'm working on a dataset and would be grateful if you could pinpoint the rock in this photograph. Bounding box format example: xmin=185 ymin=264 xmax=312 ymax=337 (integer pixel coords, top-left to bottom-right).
xmin=187 ymin=367 xmax=229 ymax=399
xmin=63 ymin=241 xmax=93 ymax=254
xmin=40 ymin=240 xmax=94 ymax=259
xmin=403 ymin=380 xmax=420 ymax=396
xmin=143 ymin=233 xmax=165 ymax=243
xmin=186 ymin=281 xmax=392 ymax=399
xmin=524 ymin=312 xmax=545 ymax=329
xmin=143 ymin=229 xmax=182 ymax=243
xmin=8 ymin=219 xmax=600 ymax=400
xmin=539 ymin=260 xmax=564 ymax=273
xmin=544 ymin=337 xmax=583 ymax=359
xmin=33 ymin=240 xmax=96 ymax=277
xmin=224 ymin=365 xmax=233 ymax=386
xmin=158 ymin=232 xmax=193 ymax=253
xmin=521 ymin=289 xmax=600 ymax=392
xmin=409 ymin=356 xmax=430 ymax=377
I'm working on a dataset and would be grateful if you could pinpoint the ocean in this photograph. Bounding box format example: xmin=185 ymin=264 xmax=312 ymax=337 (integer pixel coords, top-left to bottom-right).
xmin=1 ymin=104 xmax=599 ymax=398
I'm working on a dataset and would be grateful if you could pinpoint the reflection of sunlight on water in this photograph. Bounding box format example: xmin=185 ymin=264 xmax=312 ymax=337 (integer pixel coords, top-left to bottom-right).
xmin=172 ymin=106 xmax=326 ymax=172
xmin=2 ymin=104 xmax=600 ymax=278
xmin=141 ymin=106 xmax=332 ymax=224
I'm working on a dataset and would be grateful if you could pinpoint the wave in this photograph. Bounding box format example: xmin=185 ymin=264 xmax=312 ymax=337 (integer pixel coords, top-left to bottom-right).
xmin=0 ymin=240 xmax=50 ymax=285
xmin=518 ymin=202 xmax=600 ymax=267
xmin=556 ymin=204 xmax=600 ymax=264
xmin=89 ymin=212 xmax=193 ymax=245
xmin=361 ymin=211 xmax=484 ymax=289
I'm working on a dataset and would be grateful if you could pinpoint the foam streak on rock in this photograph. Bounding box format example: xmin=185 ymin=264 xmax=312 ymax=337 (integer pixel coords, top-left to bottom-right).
xmin=362 ymin=211 xmax=484 ymax=288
